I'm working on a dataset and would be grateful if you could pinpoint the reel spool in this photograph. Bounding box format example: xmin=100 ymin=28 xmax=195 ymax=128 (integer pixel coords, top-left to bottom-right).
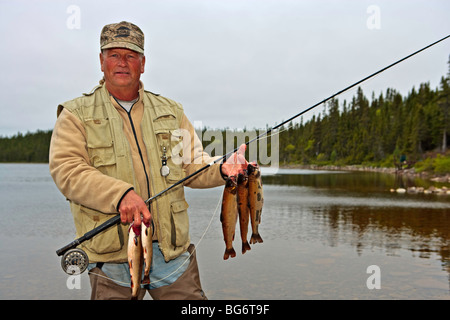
xmin=61 ymin=248 xmax=89 ymax=275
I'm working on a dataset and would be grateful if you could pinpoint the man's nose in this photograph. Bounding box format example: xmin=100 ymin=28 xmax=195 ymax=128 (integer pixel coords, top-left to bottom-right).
xmin=118 ymin=56 xmax=127 ymax=66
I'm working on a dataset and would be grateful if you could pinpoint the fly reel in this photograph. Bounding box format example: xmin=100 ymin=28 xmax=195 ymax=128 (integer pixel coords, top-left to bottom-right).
xmin=61 ymin=248 xmax=89 ymax=275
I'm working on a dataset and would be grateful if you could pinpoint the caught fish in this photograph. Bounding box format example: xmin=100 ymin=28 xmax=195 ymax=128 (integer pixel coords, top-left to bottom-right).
xmin=248 ymin=162 xmax=264 ymax=244
xmin=220 ymin=177 xmax=238 ymax=260
xmin=141 ymin=220 xmax=153 ymax=285
xmin=128 ymin=222 xmax=143 ymax=299
xmin=237 ymin=172 xmax=251 ymax=254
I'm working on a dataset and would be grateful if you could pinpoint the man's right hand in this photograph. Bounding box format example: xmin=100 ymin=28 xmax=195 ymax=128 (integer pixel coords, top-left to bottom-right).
xmin=118 ymin=190 xmax=151 ymax=225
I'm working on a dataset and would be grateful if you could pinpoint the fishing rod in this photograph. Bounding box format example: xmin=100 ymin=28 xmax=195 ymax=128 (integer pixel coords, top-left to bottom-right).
xmin=57 ymin=34 xmax=450 ymax=274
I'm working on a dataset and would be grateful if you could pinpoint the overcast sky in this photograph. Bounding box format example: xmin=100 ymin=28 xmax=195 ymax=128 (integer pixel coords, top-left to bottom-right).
xmin=0 ymin=0 xmax=449 ymax=137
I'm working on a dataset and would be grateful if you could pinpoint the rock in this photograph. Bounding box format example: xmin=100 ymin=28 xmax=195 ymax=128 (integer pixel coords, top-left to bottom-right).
xmin=407 ymin=187 xmax=417 ymax=193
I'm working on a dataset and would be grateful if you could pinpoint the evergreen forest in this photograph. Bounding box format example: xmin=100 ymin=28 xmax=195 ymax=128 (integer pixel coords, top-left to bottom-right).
xmin=0 ymin=57 xmax=449 ymax=174
xmin=275 ymin=77 xmax=450 ymax=173
xmin=0 ymin=130 xmax=52 ymax=163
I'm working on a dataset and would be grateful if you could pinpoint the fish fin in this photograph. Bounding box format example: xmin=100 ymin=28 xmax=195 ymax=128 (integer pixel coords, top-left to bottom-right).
xmin=223 ymin=248 xmax=236 ymax=260
xmin=242 ymin=242 xmax=251 ymax=254
xmin=250 ymin=233 xmax=263 ymax=244
xmin=141 ymin=275 xmax=150 ymax=285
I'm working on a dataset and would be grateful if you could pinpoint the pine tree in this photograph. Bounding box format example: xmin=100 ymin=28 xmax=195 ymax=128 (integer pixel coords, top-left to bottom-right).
xmin=437 ymin=55 xmax=450 ymax=152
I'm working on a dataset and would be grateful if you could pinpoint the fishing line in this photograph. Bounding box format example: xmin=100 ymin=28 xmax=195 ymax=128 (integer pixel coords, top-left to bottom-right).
xmin=145 ymin=189 xmax=224 ymax=286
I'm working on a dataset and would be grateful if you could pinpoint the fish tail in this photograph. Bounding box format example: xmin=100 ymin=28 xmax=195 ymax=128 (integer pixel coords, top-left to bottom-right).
xmin=130 ymin=280 xmax=139 ymax=300
xmin=242 ymin=241 xmax=251 ymax=254
xmin=250 ymin=233 xmax=263 ymax=244
xmin=141 ymin=275 xmax=150 ymax=285
xmin=223 ymin=247 xmax=236 ymax=260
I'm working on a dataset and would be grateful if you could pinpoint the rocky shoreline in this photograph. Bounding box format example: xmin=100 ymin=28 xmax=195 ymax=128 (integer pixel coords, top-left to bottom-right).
xmin=389 ymin=185 xmax=449 ymax=195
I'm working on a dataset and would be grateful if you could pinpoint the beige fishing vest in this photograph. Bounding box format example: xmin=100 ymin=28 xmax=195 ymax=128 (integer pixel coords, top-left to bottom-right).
xmin=58 ymin=84 xmax=190 ymax=263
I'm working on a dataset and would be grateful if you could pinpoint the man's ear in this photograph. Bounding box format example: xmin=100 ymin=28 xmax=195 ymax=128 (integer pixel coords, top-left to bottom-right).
xmin=99 ymin=52 xmax=105 ymax=72
xmin=141 ymin=55 xmax=146 ymax=74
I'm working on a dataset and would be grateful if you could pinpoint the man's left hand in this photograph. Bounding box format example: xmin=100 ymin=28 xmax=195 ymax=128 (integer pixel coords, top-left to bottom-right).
xmin=221 ymin=144 xmax=248 ymax=178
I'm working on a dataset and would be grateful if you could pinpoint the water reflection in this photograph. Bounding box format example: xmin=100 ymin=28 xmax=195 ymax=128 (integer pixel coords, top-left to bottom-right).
xmin=261 ymin=169 xmax=450 ymax=288
xmin=317 ymin=206 xmax=449 ymax=261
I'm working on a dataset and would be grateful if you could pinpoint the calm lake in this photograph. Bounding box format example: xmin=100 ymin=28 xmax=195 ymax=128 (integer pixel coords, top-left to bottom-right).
xmin=0 ymin=163 xmax=449 ymax=300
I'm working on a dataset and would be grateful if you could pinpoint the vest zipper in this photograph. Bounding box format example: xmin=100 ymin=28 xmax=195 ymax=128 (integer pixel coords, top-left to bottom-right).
xmin=116 ymin=97 xmax=151 ymax=202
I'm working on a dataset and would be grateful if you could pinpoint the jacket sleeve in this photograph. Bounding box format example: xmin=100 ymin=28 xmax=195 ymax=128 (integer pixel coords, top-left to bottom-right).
xmin=180 ymin=114 xmax=227 ymax=188
xmin=49 ymin=108 xmax=134 ymax=213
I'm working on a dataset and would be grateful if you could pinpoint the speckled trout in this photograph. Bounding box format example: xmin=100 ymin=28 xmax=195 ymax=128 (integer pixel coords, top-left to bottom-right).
xmin=220 ymin=177 xmax=238 ymax=260
xmin=248 ymin=163 xmax=264 ymax=244
xmin=237 ymin=172 xmax=251 ymax=254
xmin=141 ymin=220 xmax=153 ymax=285
xmin=127 ymin=222 xmax=143 ymax=299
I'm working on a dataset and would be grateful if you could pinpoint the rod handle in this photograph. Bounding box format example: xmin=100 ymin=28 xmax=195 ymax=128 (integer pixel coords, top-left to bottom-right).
xmin=56 ymin=215 xmax=121 ymax=256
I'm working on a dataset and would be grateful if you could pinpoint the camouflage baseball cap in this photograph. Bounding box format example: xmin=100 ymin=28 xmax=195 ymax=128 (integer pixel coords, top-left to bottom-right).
xmin=100 ymin=21 xmax=144 ymax=54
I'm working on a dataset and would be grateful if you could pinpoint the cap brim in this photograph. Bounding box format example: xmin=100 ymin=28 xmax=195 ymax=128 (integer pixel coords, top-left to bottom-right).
xmin=101 ymin=41 xmax=144 ymax=54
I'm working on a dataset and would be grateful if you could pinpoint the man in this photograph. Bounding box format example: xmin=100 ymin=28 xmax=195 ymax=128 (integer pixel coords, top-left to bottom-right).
xmin=50 ymin=21 xmax=247 ymax=300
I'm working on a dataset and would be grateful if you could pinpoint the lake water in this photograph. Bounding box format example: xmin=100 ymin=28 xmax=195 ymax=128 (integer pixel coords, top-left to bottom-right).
xmin=0 ymin=163 xmax=449 ymax=300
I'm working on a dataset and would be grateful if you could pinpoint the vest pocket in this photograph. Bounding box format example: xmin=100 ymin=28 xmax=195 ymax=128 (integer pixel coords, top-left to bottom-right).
xmin=170 ymin=199 xmax=189 ymax=247
xmin=84 ymin=118 xmax=117 ymax=172
xmin=79 ymin=206 xmax=124 ymax=255
xmin=152 ymin=108 xmax=177 ymax=131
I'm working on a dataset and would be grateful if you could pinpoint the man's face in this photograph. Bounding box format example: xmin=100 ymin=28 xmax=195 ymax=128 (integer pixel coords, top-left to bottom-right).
xmin=100 ymin=48 xmax=145 ymax=92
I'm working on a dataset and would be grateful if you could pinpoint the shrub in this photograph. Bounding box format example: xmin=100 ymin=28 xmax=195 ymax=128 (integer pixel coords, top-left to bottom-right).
xmin=433 ymin=154 xmax=450 ymax=174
